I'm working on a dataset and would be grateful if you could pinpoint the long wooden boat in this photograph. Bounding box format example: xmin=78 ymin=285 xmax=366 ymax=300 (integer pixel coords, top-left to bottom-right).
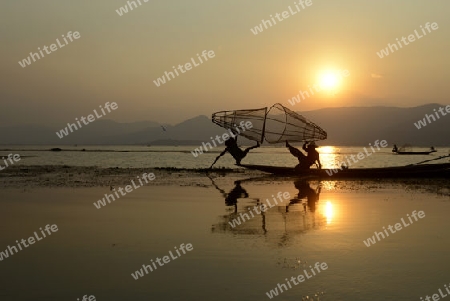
xmin=239 ymin=163 xmax=450 ymax=178
xmin=393 ymin=150 xmax=437 ymax=155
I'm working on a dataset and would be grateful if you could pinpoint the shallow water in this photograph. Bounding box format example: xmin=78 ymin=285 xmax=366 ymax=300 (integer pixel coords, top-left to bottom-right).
xmin=1 ymin=180 xmax=449 ymax=300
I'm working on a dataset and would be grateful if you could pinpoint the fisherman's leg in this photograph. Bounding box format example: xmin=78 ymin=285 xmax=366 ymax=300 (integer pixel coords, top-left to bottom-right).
xmin=234 ymin=153 xmax=245 ymax=165
xmin=294 ymin=163 xmax=309 ymax=172
xmin=302 ymin=157 xmax=315 ymax=170
xmin=210 ymin=150 xmax=227 ymax=169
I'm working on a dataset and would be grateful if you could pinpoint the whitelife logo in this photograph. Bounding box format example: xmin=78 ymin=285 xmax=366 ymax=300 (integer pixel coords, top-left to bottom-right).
xmin=0 ymin=154 xmax=21 ymax=171
xmin=131 ymin=243 xmax=193 ymax=280
xmin=93 ymin=172 xmax=155 ymax=209
xmin=153 ymin=50 xmax=215 ymax=87
xmin=363 ymin=210 xmax=425 ymax=247
xmin=228 ymin=191 xmax=291 ymax=228
xmin=0 ymin=224 xmax=59 ymax=262
xmin=76 ymin=295 xmax=96 ymax=301
xmin=56 ymin=102 xmax=118 ymax=139
xmin=18 ymin=31 xmax=81 ymax=68
xmin=265 ymin=262 xmax=328 ymax=299
xmin=115 ymin=0 xmax=150 ymax=16
xmin=191 ymin=121 xmax=253 ymax=157
xmin=250 ymin=0 xmax=313 ymax=35
xmin=326 ymin=140 xmax=388 ymax=176
xmin=413 ymin=105 xmax=450 ymax=129
xmin=376 ymin=22 xmax=439 ymax=58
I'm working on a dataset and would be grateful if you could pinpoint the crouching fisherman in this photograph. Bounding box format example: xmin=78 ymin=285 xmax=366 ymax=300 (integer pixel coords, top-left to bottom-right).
xmin=285 ymin=141 xmax=321 ymax=171
xmin=210 ymin=136 xmax=260 ymax=168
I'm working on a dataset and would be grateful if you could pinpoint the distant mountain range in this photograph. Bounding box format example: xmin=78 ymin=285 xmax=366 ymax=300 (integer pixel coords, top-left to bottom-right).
xmin=1 ymin=104 xmax=448 ymax=146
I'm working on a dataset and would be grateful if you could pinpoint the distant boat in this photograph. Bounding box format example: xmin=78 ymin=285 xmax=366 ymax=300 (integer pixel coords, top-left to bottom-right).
xmin=393 ymin=150 xmax=437 ymax=155
xmin=392 ymin=144 xmax=436 ymax=155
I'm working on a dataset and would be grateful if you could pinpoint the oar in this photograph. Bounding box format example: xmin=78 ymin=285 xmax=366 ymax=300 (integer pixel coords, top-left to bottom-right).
xmin=410 ymin=153 xmax=450 ymax=165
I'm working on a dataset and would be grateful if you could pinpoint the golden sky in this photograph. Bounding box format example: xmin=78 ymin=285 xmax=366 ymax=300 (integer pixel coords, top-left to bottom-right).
xmin=1 ymin=0 xmax=449 ymax=125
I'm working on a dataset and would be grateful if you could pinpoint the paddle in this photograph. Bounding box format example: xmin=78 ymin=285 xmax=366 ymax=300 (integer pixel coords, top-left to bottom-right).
xmin=410 ymin=153 xmax=450 ymax=165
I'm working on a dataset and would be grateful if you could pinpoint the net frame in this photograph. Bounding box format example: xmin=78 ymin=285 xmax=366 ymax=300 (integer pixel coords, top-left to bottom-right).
xmin=212 ymin=103 xmax=327 ymax=144
xmin=264 ymin=103 xmax=327 ymax=143
xmin=212 ymin=107 xmax=267 ymax=143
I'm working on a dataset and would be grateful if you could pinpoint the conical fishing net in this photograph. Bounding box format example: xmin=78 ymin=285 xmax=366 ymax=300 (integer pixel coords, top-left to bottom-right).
xmin=212 ymin=103 xmax=327 ymax=144
xmin=264 ymin=103 xmax=327 ymax=143
xmin=212 ymin=107 xmax=267 ymax=143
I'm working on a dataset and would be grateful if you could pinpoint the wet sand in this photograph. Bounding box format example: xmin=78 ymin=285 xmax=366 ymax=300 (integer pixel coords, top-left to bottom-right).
xmin=1 ymin=165 xmax=449 ymax=194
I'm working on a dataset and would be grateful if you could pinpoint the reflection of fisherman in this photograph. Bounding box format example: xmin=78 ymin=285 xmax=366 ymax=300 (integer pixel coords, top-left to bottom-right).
xmin=210 ymin=136 xmax=260 ymax=168
xmin=224 ymin=180 xmax=249 ymax=207
xmin=208 ymin=176 xmax=252 ymax=212
xmin=285 ymin=141 xmax=321 ymax=170
xmin=292 ymin=180 xmax=321 ymax=212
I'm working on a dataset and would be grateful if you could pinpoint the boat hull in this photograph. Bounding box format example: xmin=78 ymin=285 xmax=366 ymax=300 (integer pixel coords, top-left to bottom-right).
xmin=393 ymin=151 xmax=437 ymax=155
xmin=239 ymin=163 xmax=450 ymax=178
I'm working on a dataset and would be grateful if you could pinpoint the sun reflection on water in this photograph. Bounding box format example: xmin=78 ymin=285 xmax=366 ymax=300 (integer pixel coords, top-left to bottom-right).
xmin=318 ymin=146 xmax=341 ymax=169
xmin=324 ymin=201 xmax=334 ymax=224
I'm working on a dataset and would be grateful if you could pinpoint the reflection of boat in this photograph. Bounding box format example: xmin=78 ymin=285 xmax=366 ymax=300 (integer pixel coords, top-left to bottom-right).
xmin=392 ymin=144 xmax=437 ymax=155
xmin=240 ymin=162 xmax=450 ymax=178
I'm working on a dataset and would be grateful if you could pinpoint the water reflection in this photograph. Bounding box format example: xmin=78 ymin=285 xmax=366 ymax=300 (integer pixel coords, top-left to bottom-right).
xmin=318 ymin=145 xmax=339 ymax=170
xmin=324 ymin=201 xmax=334 ymax=224
xmin=210 ymin=178 xmax=330 ymax=246
xmin=289 ymin=180 xmax=322 ymax=212
xmin=209 ymin=176 xmax=255 ymax=212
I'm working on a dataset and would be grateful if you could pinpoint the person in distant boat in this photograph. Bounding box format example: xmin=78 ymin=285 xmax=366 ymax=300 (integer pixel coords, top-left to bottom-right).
xmin=392 ymin=144 xmax=398 ymax=153
xmin=285 ymin=141 xmax=321 ymax=170
xmin=210 ymin=137 xmax=260 ymax=168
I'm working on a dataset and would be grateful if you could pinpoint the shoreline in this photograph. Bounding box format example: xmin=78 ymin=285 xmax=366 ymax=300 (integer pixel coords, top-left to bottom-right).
xmin=0 ymin=165 xmax=449 ymax=196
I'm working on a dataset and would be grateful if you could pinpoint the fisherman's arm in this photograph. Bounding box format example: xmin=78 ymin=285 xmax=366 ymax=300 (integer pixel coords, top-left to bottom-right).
xmin=302 ymin=142 xmax=308 ymax=151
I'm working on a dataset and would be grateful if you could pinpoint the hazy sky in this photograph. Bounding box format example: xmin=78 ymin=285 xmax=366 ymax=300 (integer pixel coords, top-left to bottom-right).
xmin=1 ymin=0 xmax=449 ymax=126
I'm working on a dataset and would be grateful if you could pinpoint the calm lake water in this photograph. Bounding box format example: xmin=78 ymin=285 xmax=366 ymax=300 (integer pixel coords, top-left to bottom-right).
xmin=1 ymin=145 xmax=449 ymax=300
xmin=1 ymin=181 xmax=449 ymax=301
xmin=2 ymin=145 xmax=449 ymax=169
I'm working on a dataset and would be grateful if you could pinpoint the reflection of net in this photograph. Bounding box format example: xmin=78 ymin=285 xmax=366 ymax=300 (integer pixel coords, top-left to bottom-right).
xmin=212 ymin=103 xmax=327 ymax=144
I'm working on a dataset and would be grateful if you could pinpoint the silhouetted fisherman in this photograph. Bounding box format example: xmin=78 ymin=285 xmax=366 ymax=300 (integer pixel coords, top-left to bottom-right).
xmin=285 ymin=141 xmax=321 ymax=170
xmin=210 ymin=137 xmax=260 ymax=168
